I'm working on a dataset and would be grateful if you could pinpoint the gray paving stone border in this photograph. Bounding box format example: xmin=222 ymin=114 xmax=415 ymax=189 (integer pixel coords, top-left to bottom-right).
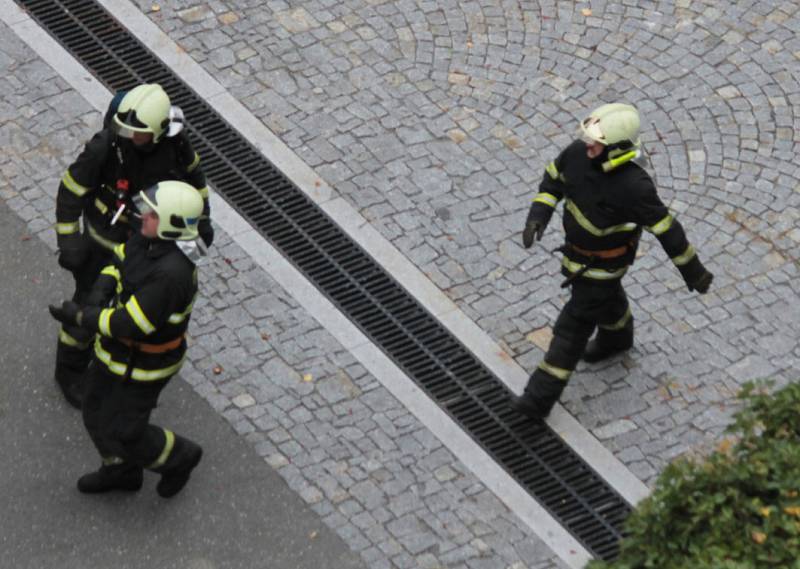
xmin=120 ymin=0 xmax=800 ymax=486
xmin=0 ymin=18 xmax=567 ymax=569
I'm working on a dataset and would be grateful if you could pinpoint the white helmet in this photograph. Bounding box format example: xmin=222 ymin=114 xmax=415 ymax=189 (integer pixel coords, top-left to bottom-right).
xmin=134 ymin=181 xmax=203 ymax=241
xmin=580 ymin=103 xmax=641 ymax=148
xmin=112 ymin=84 xmax=172 ymax=142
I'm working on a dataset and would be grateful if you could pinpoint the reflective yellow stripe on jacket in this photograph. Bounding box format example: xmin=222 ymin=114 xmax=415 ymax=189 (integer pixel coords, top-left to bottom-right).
xmin=125 ymin=295 xmax=156 ymax=335
xmin=100 ymin=266 xmax=123 ymax=294
xmin=86 ymin=221 xmax=122 ymax=251
xmin=562 ymin=257 xmax=628 ymax=281
xmin=565 ymin=199 xmax=638 ymax=237
xmin=187 ymin=152 xmax=201 ymax=173
xmin=647 ymin=214 xmax=674 ymax=236
xmin=56 ymin=221 xmax=80 ymax=235
xmin=94 ymin=339 xmax=185 ymax=382
xmin=98 ymin=308 xmax=113 ymax=337
xmin=61 ymin=170 xmax=90 ymax=197
xmin=532 ymin=192 xmax=559 ymax=208
xmin=545 ymin=161 xmax=566 ymax=182
xmin=168 ymin=293 xmax=197 ymax=325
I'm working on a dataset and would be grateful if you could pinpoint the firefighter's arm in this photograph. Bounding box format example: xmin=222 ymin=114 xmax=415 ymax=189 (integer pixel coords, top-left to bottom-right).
xmin=83 ymin=266 xmax=119 ymax=308
xmin=633 ymin=181 xmax=713 ymax=293
xmin=82 ymin=279 xmax=181 ymax=341
xmin=178 ymin=133 xmax=213 ymax=247
xmin=55 ymin=131 xmax=109 ymax=270
xmin=84 ymin=244 xmax=126 ymax=307
xmin=522 ymin=152 xmax=567 ymax=248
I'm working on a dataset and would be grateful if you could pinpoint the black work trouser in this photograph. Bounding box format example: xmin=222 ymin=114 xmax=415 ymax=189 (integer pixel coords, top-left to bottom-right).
xmin=524 ymin=279 xmax=632 ymax=414
xmin=82 ymin=361 xmax=173 ymax=470
xmin=55 ymin=233 xmax=112 ymax=381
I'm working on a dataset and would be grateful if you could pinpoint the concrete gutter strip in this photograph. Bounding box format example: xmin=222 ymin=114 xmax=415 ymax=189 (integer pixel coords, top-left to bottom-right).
xmin=2 ymin=1 xmax=649 ymax=565
xmin=95 ymin=0 xmax=651 ymax=507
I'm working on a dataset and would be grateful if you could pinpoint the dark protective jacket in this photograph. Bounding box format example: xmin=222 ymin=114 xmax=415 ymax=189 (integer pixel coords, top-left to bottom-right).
xmin=80 ymin=233 xmax=197 ymax=381
xmin=527 ymin=140 xmax=706 ymax=284
xmin=55 ymin=129 xmax=210 ymax=252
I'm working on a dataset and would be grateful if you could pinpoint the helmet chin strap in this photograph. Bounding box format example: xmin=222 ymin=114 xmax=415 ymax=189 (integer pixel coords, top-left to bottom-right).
xmin=601 ymin=149 xmax=639 ymax=172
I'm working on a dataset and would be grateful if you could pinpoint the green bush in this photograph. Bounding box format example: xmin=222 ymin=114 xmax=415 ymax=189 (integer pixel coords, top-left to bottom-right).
xmin=588 ymin=381 xmax=800 ymax=569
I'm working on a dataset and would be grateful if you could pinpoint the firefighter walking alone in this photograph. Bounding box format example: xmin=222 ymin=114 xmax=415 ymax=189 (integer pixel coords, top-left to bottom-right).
xmin=49 ymin=181 xmax=205 ymax=496
xmin=54 ymin=83 xmax=213 ymax=408
xmin=512 ymin=103 xmax=714 ymax=421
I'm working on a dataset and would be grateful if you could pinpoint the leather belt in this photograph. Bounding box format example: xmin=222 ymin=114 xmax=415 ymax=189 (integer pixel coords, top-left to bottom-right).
xmin=565 ymin=242 xmax=630 ymax=259
xmin=119 ymin=335 xmax=184 ymax=354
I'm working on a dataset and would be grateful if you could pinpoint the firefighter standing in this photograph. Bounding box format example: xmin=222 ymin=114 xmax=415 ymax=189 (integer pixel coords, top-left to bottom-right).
xmin=55 ymin=84 xmax=213 ymax=408
xmin=49 ymin=181 xmax=204 ymax=497
xmin=512 ymin=103 xmax=713 ymax=421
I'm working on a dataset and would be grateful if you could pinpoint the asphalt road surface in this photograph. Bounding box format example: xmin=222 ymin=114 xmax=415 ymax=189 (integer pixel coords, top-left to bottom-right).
xmin=0 ymin=200 xmax=365 ymax=569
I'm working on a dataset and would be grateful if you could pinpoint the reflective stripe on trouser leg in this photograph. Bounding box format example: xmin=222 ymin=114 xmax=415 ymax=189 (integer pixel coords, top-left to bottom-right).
xmin=57 ymin=234 xmax=111 ymax=379
xmin=150 ymin=432 xmax=199 ymax=474
xmin=55 ymin=330 xmax=93 ymax=381
xmin=524 ymin=304 xmax=596 ymax=415
xmin=594 ymin=287 xmax=634 ymax=349
xmin=84 ymin=363 xmax=169 ymax=468
xmin=148 ymin=429 xmax=175 ymax=469
xmin=599 ymin=307 xmax=631 ymax=331
xmin=58 ymin=328 xmax=92 ymax=350
xmin=541 ymin=304 xmax=596 ymax=375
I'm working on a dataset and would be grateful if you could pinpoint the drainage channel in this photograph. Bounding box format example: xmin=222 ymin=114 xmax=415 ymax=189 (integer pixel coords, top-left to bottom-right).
xmin=19 ymin=0 xmax=633 ymax=560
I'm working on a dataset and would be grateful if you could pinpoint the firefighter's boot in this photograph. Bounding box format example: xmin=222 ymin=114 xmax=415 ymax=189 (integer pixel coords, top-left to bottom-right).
xmin=511 ymin=373 xmax=566 ymax=421
xmin=154 ymin=436 xmax=203 ymax=498
xmin=77 ymin=462 xmax=143 ymax=493
xmin=583 ymin=317 xmax=634 ymax=363
xmin=510 ymin=393 xmax=550 ymax=421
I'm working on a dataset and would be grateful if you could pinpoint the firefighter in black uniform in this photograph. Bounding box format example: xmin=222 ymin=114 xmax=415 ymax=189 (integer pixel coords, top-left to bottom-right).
xmin=55 ymin=84 xmax=214 ymax=408
xmin=49 ymin=181 xmax=204 ymax=497
xmin=512 ymin=103 xmax=713 ymax=421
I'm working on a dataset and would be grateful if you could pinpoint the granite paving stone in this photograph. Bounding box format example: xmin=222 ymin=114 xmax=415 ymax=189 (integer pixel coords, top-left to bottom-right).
xmin=7 ymin=0 xmax=800 ymax=565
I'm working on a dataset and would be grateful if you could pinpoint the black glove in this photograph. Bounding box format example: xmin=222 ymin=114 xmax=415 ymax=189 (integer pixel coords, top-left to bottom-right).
xmin=522 ymin=221 xmax=545 ymax=249
xmin=198 ymin=218 xmax=214 ymax=248
xmin=57 ymin=241 xmax=89 ymax=272
xmin=687 ymin=269 xmax=713 ymax=294
xmin=48 ymin=301 xmax=84 ymax=327
xmin=678 ymin=256 xmax=713 ymax=294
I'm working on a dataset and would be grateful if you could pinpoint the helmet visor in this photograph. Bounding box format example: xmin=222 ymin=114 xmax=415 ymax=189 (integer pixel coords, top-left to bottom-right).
xmin=132 ymin=187 xmax=158 ymax=218
xmin=580 ymin=117 xmax=605 ymax=144
xmin=112 ymin=111 xmax=153 ymax=140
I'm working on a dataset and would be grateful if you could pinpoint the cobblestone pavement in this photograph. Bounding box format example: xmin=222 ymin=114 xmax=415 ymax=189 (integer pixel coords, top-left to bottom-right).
xmin=128 ymin=0 xmax=800 ymax=483
xmin=4 ymin=0 xmax=800 ymax=565
xmin=0 ymin=23 xmax=564 ymax=569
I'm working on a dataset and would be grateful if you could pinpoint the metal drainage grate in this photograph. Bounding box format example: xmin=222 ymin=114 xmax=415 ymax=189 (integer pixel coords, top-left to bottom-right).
xmin=18 ymin=0 xmax=633 ymax=559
